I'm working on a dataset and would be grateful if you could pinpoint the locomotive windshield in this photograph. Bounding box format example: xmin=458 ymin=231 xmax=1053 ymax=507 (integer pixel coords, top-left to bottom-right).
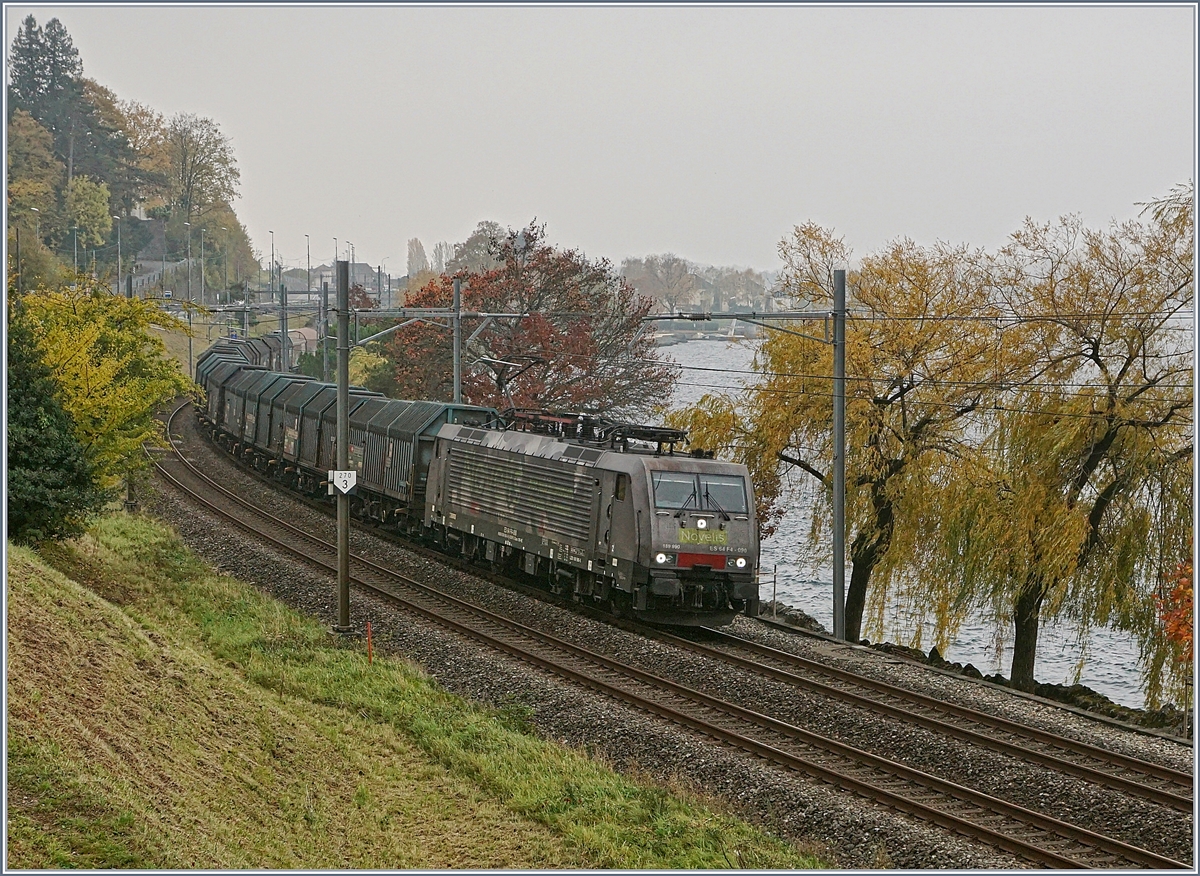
xmin=651 ymin=471 xmax=748 ymax=514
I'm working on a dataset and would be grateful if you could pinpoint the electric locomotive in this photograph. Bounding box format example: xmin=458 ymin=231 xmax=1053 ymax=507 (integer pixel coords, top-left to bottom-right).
xmin=426 ymin=414 xmax=760 ymax=623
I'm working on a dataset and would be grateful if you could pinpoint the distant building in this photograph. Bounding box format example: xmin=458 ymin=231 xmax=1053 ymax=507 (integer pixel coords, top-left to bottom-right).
xmin=309 ymin=262 xmax=397 ymax=305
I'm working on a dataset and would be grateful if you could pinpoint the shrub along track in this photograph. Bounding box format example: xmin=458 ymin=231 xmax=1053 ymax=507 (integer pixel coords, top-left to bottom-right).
xmin=152 ymin=400 xmax=1189 ymax=870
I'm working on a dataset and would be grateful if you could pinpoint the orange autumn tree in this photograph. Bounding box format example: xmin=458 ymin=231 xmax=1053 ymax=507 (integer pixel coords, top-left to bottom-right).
xmin=1158 ymin=556 xmax=1193 ymax=663
xmin=365 ymin=222 xmax=676 ymax=420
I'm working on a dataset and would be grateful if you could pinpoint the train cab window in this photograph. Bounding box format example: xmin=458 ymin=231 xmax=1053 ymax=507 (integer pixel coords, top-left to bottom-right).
xmin=614 ymin=473 xmax=628 ymax=501
xmin=652 ymin=471 xmax=749 ymax=514
xmin=652 ymin=471 xmax=698 ymax=509
xmin=699 ymin=474 xmax=749 ymax=514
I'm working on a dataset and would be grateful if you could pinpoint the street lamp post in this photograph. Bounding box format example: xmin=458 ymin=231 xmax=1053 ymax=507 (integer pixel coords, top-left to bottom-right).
xmin=72 ymin=225 xmax=78 ymax=275
xmin=220 ymin=227 xmax=229 ymax=306
xmin=184 ymin=222 xmax=192 ymax=378
xmin=183 ymin=222 xmax=192 ymax=299
xmin=199 ymin=228 xmax=206 ymax=307
xmin=113 ymin=215 xmax=122 ymax=295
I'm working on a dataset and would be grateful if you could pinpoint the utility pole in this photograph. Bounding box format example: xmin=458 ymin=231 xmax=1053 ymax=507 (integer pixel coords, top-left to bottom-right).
xmin=334 ymin=259 xmax=352 ymax=633
xmin=113 ymin=215 xmax=121 ymax=295
xmin=330 ymin=237 xmax=337 ymax=381
xmin=321 ymin=282 xmax=330 ymax=382
xmin=305 ymin=233 xmax=311 ymax=365
xmin=220 ymin=227 xmax=229 ymax=306
xmin=184 ymin=222 xmax=192 ymax=377
xmin=199 ymin=228 xmax=205 ymax=306
xmin=281 ymin=278 xmax=289 ymax=371
xmin=452 ymin=277 xmax=463 ymax=403
xmin=832 ymin=269 xmax=847 ymax=641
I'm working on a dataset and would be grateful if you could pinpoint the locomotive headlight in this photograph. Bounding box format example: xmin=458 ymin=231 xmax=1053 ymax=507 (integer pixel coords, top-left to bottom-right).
xmin=697 ymin=518 xmax=708 ymax=530
xmin=735 ymin=556 xmax=747 ymax=569
xmin=656 ymin=552 xmax=668 ymax=564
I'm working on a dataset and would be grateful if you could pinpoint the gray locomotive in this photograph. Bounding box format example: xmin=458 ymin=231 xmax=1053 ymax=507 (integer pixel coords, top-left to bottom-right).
xmin=195 ymin=337 xmax=760 ymax=625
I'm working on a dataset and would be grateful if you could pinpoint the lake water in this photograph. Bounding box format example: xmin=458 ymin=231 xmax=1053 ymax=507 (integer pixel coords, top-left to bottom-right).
xmin=665 ymin=338 xmax=1150 ymax=709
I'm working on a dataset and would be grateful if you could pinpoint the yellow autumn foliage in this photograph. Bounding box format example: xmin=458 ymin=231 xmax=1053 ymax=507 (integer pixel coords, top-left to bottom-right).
xmin=18 ymin=278 xmax=195 ymax=486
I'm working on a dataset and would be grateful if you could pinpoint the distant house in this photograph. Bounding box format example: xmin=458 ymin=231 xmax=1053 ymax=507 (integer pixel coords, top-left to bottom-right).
xmin=309 ymin=262 xmax=397 ymax=304
xmin=280 ymin=268 xmax=312 ymax=293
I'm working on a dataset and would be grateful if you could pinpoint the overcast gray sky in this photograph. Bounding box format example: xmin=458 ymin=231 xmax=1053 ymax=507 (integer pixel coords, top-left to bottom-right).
xmin=6 ymin=3 xmax=1196 ymax=275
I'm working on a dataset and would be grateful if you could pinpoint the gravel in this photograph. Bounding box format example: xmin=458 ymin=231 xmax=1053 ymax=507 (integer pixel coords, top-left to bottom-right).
xmin=138 ymin=411 xmax=1195 ymax=868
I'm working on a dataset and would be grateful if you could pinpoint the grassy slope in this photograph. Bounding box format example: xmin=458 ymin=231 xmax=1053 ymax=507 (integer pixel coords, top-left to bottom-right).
xmin=7 ymin=514 xmax=825 ymax=869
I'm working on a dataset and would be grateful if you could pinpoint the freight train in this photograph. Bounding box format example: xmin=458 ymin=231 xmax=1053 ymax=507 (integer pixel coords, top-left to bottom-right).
xmin=194 ymin=336 xmax=760 ymax=625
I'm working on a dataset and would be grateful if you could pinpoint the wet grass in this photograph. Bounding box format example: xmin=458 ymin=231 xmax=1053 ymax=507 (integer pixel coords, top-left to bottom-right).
xmin=7 ymin=513 xmax=826 ymax=869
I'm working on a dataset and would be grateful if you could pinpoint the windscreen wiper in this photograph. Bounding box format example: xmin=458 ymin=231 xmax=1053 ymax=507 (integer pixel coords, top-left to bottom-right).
xmin=703 ymin=487 xmax=731 ymax=521
xmin=674 ymin=491 xmax=697 ymax=518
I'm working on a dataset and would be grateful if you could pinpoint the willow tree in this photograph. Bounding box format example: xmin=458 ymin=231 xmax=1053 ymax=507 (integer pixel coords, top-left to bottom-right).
xmin=929 ymin=192 xmax=1193 ymax=696
xmin=670 ymin=223 xmax=1004 ymax=643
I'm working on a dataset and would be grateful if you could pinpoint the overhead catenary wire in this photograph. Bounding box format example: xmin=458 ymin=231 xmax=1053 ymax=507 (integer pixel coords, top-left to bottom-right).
xmin=666 ymin=379 xmax=1193 ymax=425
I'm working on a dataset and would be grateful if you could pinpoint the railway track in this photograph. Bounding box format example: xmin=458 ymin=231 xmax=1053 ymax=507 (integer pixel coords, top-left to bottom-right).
xmin=634 ymin=624 xmax=1194 ymax=813
xmin=154 ymin=400 xmax=1190 ymax=869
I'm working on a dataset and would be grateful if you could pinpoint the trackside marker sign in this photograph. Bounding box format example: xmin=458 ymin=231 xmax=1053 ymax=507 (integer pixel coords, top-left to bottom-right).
xmin=329 ymin=470 xmax=357 ymax=495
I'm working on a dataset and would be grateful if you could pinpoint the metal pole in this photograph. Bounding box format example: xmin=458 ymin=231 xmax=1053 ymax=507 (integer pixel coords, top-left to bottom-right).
xmin=452 ymin=277 xmax=462 ymax=403
xmin=322 ymin=281 xmax=330 ymax=382
xmin=185 ymin=223 xmax=192 ymax=376
xmin=281 ymin=280 xmax=289 ymax=371
xmin=185 ymin=223 xmax=192 ymax=299
xmin=200 ymin=228 xmax=205 ymax=307
xmin=187 ymin=306 xmax=193 ymax=380
xmin=832 ymin=268 xmax=847 ymax=641
xmin=335 ymin=259 xmax=352 ymax=632
xmin=113 ymin=215 xmax=121 ymax=295
xmin=73 ymin=226 xmax=78 ymax=275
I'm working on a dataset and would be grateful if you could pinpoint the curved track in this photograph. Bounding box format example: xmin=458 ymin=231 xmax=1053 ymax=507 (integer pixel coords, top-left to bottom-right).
xmin=155 ymin=400 xmax=1190 ymax=870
